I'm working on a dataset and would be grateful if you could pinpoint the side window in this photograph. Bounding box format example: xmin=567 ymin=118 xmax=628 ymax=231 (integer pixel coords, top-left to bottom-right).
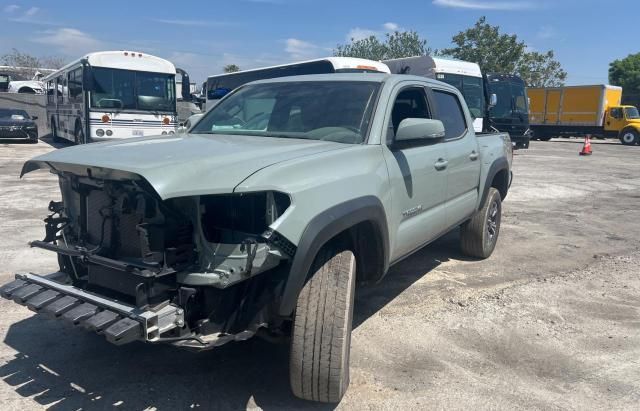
xmin=388 ymin=87 xmax=430 ymax=139
xmin=69 ymin=68 xmax=83 ymax=101
xmin=433 ymin=90 xmax=467 ymax=140
xmin=56 ymin=76 xmax=64 ymax=104
xmin=610 ymin=108 xmax=622 ymax=119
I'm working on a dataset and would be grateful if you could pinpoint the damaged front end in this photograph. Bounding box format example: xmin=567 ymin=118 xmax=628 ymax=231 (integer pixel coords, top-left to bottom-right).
xmin=1 ymin=166 xmax=296 ymax=349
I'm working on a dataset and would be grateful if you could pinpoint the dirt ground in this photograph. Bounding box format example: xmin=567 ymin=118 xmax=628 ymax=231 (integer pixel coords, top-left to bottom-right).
xmin=0 ymin=136 xmax=638 ymax=410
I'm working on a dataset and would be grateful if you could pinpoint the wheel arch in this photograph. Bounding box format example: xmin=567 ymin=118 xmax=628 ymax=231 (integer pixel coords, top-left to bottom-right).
xmin=478 ymin=157 xmax=510 ymax=211
xmin=277 ymin=196 xmax=389 ymax=317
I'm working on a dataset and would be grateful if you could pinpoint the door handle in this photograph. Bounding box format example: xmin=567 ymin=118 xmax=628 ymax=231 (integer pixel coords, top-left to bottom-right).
xmin=434 ymin=158 xmax=448 ymax=171
xmin=469 ymin=151 xmax=479 ymax=161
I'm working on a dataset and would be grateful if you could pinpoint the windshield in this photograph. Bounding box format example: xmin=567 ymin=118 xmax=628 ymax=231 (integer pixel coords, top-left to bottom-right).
xmin=489 ymin=81 xmax=512 ymax=119
xmin=0 ymin=108 xmax=29 ymax=119
xmin=625 ymin=107 xmax=640 ymax=119
xmin=193 ymin=81 xmax=380 ymax=144
xmin=90 ymin=67 xmax=176 ymax=112
xmin=437 ymin=73 xmax=484 ymax=119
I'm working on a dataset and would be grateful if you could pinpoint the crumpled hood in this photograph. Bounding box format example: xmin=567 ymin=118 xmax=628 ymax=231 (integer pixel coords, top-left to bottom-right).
xmin=22 ymin=133 xmax=348 ymax=199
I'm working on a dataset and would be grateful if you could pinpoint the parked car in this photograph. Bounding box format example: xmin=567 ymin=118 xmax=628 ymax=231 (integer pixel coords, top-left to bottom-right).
xmin=0 ymin=108 xmax=38 ymax=143
xmin=1 ymin=73 xmax=512 ymax=403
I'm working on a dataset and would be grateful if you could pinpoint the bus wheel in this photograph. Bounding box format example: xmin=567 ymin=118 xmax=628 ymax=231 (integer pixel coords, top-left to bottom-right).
xmin=619 ymin=129 xmax=639 ymax=146
xmin=74 ymin=122 xmax=86 ymax=145
xmin=51 ymin=119 xmax=62 ymax=143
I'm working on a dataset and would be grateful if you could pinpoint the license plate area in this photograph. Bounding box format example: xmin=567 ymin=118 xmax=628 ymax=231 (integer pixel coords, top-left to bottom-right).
xmin=132 ymin=129 xmax=144 ymax=136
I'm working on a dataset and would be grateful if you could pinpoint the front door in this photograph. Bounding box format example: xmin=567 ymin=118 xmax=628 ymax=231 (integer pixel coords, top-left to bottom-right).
xmin=604 ymin=107 xmax=625 ymax=133
xmin=382 ymin=85 xmax=448 ymax=261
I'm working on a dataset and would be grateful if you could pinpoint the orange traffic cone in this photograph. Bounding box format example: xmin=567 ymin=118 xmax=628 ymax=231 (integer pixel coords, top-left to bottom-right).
xmin=579 ymin=134 xmax=592 ymax=156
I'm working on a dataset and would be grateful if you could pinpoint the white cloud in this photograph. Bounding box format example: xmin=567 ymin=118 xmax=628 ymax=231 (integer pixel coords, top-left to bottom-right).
xmin=383 ymin=22 xmax=399 ymax=31
xmin=3 ymin=4 xmax=19 ymax=13
xmin=8 ymin=6 xmax=59 ymax=25
xmin=285 ymin=38 xmax=324 ymax=61
xmin=346 ymin=27 xmax=378 ymax=42
xmin=537 ymin=25 xmax=556 ymax=39
xmin=32 ymin=28 xmax=103 ymax=55
xmin=24 ymin=6 xmax=39 ymax=16
xmin=345 ymin=22 xmax=404 ymax=42
xmin=432 ymin=0 xmax=534 ymax=10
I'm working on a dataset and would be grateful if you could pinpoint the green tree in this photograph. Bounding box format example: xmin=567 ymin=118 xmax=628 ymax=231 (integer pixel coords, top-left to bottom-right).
xmin=334 ymin=30 xmax=431 ymax=61
xmin=609 ymin=53 xmax=640 ymax=91
xmin=223 ymin=64 xmax=241 ymax=73
xmin=517 ymin=50 xmax=567 ymax=87
xmin=609 ymin=53 xmax=640 ymax=107
xmin=442 ymin=17 xmax=566 ymax=87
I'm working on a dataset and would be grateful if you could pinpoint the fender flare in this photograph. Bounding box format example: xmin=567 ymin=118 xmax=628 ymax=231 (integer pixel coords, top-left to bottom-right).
xmin=478 ymin=157 xmax=510 ymax=211
xmin=278 ymin=196 xmax=389 ymax=316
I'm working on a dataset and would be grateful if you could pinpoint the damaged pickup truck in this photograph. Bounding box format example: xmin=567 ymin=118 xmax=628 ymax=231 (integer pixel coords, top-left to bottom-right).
xmin=1 ymin=73 xmax=512 ymax=403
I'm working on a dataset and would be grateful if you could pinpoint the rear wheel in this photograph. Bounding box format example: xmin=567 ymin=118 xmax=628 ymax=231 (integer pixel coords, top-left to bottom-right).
xmin=74 ymin=121 xmax=86 ymax=145
xmin=619 ymin=129 xmax=639 ymax=146
xmin=289 ymin=243 xmax=356 ymax=403
xmin=460 ymin=187 xmax=502 ymax=259
xmin=538 ymin=136 xmax=552 ymax=141
xmin=51 ymin=119 xmax=63 ymax=143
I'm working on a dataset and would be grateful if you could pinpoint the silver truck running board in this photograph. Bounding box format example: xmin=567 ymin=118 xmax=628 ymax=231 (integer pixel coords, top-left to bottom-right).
xmin=0 ymin=272 xmax=184 ymax=345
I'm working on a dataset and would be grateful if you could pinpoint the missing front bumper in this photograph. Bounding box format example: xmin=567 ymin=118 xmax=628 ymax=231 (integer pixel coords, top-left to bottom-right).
xmin=0 ymin=272 xmax=184 ymax=345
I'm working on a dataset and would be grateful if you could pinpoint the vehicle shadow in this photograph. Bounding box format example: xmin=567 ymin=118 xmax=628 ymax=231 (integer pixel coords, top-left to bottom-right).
xmin=38 ymin=134 xmax=72 ymax=149
xmin=1 ymin=232 xmax=465 ymax=410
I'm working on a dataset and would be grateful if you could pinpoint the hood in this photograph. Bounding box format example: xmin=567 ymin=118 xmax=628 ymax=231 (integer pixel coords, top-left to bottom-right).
xmin=22 ymin=133 xmax=348 ymax=199
xmin=0 ymin=118 xmax=36 ymax=127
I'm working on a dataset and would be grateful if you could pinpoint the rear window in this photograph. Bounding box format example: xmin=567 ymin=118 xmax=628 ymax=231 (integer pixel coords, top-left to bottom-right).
xmin=433 ymin=90 xmax=467 ymax=140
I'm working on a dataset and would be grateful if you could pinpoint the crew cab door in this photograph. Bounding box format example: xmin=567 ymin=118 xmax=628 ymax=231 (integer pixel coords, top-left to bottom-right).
xmin=431 ymin=88 xmax=481 ymax=228
xmin=382 ymin=84 xmax=448 ymax=261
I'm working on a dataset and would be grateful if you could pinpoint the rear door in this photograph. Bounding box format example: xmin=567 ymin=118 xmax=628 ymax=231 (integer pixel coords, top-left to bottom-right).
xmin=431 ymin=88 xmax=481 ymax=228
xmin=382 ymin=83 xmax=448 ymax=261
xmin=544 ymin=89 xmax=562 ymax=124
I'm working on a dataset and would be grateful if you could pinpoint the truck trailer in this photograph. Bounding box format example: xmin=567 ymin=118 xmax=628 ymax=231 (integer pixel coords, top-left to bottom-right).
xmin=528 ymin=84 xmax=640 ymax=145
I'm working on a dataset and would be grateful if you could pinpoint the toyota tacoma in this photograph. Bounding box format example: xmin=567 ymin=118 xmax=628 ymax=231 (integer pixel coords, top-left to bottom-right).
xmin=1 ymin=73 xmax=512 ymax=403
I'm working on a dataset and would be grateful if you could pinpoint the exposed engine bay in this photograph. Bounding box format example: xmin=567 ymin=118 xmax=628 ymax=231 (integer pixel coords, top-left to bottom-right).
xmin=19 ymin=169 xmax=296 ymax=349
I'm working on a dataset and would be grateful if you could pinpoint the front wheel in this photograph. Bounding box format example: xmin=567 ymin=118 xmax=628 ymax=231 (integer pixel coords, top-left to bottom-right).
xmin=289 ymin=244 xmax=356 ymax=403
xmin=74 ymin=122 xmax=87 ymax=145
xmin=460 ymin=187 xmax=502 ymax=259
xmin=619 ymin=129 xmax=639 ymax=146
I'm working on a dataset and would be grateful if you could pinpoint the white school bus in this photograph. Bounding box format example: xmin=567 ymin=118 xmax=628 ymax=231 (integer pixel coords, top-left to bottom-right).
xmin=44 ymin=51 xmax=178 ymax=144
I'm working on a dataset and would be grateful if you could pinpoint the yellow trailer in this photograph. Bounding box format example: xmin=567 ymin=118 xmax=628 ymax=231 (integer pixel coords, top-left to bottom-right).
xmin=527 ymin=84 xmax=640 ymax=145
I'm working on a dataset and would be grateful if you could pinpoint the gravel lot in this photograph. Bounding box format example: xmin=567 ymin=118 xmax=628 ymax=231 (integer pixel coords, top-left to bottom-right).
xmin=0 ymin=136 xmax=639 ymax=410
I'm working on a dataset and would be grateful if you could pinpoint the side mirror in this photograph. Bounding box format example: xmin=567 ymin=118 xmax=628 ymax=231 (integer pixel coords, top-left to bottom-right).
xmin=31 ymin=115 xmax=38 ymax=120
xmin=82 ymin=67 xmax=94 ymax=91
xmin=395 ymin=118 xmax=445 ymax=142
xmin=489 ymin=93 xmax=497 ymax=108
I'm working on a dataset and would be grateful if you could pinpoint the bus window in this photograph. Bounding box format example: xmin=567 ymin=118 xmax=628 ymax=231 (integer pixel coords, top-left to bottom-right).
xmin=91 ymin=68 xmax=135 ymax=110
xmin=68 ymin=68 xmax=83 ymax=102
xmin=461 ymin=76 xmax=484 ymax=119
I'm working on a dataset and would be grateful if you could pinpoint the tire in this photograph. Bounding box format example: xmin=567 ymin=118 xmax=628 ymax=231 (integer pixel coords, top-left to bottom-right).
xmin=619 ymin=129 xmax=639 ymax=146
xmin=538 ymin=136 xmax=552 ymax=141
xmin=289 ymin=244 xmax=356 ymax=403
xmin=51 ymin=119 xmax=62 ymax=143
xmin=460 ymin=187 xmax=502 ymax=259
xmin=74 ymin=121 xmax=86 ymax=145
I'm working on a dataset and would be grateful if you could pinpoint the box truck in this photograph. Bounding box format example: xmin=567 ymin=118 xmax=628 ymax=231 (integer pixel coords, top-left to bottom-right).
xmin=528 ymin=84 xmax=640 ymax=145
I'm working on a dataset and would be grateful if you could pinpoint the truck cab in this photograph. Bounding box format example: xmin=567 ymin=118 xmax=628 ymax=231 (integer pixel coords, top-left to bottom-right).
xmin=605 ymin=105 xmax=640 ymax=145
xmin=485 ymin=74 xmax=530 ymax=149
